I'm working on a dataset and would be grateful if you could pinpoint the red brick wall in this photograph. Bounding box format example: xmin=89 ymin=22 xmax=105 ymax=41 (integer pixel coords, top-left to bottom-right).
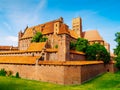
xmin=80 ymin=64 xmax=106 ymax=83
xmin=64 ymin=66 xmax=81 ymax=84
xmin=70 ymin=54 xmax=85 ymax=61
xmin=105 ymin=63 xmax=118 ymax=73
xmin=0 ymin=63 xmax=108 ymax=85
xmin=0 ymin=64 xmax=65 ymax=84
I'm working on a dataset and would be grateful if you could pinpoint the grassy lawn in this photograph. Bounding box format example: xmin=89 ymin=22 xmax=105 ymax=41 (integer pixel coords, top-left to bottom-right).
xmin=0 ymin=72 xmax=120 ymax=90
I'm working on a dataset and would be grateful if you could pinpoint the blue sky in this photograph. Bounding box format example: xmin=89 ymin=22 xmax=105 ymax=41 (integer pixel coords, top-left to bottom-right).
xmin=0 ymin=0 xmax=120 ymax=52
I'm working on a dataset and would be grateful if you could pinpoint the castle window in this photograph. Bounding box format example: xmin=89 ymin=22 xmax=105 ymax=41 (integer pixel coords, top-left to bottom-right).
xmin=56 ymin=24 xmax=57 ymax=27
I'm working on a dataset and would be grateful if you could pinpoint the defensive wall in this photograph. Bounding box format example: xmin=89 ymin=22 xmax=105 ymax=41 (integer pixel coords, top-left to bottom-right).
xmin=0 ymin=58 xmax=116 ymax=85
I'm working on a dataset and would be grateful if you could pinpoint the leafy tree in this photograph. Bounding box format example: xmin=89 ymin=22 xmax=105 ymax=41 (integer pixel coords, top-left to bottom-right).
xmin=85 ymin=45 xmax=96 ymax=60
xmin=75 ymin=38 xmax=89 ymax=52
xmin=70 ymin=41 xmax=76 ymax=50
xmin=86 ymin=43 xmax=110 ymax=64
xmin=31 ymin=32 xmax=47 ymax=42
xmin=114 ymin=32 xmax=120 ymax=69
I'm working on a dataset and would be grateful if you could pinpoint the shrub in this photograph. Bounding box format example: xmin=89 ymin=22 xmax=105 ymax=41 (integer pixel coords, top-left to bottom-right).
xmin=6 ymin=70 xmax=13 ymax=76
xmin=115 ymin=55 xmax=120 ymax=70
xmin=70 ymin=41 xmax=76 ymax=50
xmin=55 ymin=45 xmax=58 ymax=49
xmin=31 ymin=32 xmax=48 ymax=42
xmin=15 ymin=72 xmax=20 ymax=78
xmin=0 ymin=68 xmax=6 ymax=76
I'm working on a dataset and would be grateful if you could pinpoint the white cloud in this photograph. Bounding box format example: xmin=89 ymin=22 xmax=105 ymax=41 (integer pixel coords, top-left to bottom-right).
xmin=5 ymin=36 xmax=18 ymax=42
xmin=0 ymin=0 xmax=47 ymax=47
xmin=6 ymin=0 xmax=47 ymax=31
xmin=0 ymin=36 xmax=18 ymax=46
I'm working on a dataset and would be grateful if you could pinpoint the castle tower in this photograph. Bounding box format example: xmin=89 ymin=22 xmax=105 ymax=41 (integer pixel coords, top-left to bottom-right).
xmin=58 ymin=34 xmax=70 ymax=61
xmin=54 ymin=17 xmax=63 ymax=34
xmin=72 ymin=17 xmax=82 ymax=37
xmin=54 ymin=21 xmax=60 ymax=34
xmin=18 ymin=30 xmax=23 ymax=49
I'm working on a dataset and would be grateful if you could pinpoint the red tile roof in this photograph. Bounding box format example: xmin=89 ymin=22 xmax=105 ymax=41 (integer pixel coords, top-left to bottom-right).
xmin=27 ymin=42 xmax=46 ymax=52
xmin=70 ymin=50 xmax=85 ymax=55
xmin=0 ymin=46 xmax=12 ymax=50
xmin=0 ymin=56 xmax=39 ymax=64
xmin=0 ymin=42 xmax=46 ymax=54
xmin=38 ymin=61 xmax=103 ymax=65
xmin=0 ymin=46 xmax=18 ymax=51
xmin=69 ymin=30 xmax=79 ymax=39
xmin=45 ymin=49 xmax=58 ymax=52
xmin=58 ymin=24 xmax=70 ymax=34
xmin=83 ymin=30 xmax=103 ymax=41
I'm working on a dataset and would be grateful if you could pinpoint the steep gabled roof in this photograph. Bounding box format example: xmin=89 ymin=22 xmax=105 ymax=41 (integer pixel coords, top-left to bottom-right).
xmin=21 ymin=19 xmax=59 ymax=39
xmin=69 ymin=30 xmax=79 ymax=39
xmin=42 ymin=22 xmax=54 ymax=34
xmin=58 ymin=24 xmax=70 ymax=34
xmin=83 ymin=30 xmax=103 ymax=41
xmin=22 ymin=25 xmax=42 ymax=39
xmin=27 ymin=42 xmax=46 ymax=52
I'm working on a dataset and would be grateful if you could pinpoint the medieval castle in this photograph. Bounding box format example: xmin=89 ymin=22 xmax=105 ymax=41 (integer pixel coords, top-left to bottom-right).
xmin=0 ymin=17 xmax=116 ymax=85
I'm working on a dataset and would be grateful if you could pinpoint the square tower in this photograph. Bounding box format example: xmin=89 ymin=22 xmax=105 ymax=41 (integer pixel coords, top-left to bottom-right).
xmin=72 ymin=17 xmax=82 ymax=37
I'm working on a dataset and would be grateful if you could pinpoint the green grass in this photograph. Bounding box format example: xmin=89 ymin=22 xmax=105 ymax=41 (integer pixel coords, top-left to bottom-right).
xmin=0 ymin=72 xmax=120 ymax=90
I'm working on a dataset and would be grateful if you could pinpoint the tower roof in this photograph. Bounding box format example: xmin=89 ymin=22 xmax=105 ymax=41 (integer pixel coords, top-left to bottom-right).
xmin=83 ymin=30 xmax=103 ymax=41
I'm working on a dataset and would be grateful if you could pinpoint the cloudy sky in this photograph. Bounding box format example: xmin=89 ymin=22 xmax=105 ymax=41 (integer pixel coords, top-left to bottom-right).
xmin=0 ymin=0 xmax=120 ymax=52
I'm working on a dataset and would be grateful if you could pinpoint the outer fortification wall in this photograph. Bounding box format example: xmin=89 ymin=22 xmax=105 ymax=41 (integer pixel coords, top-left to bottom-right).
xmin=0 ymin=61 xmax=113 ymax=85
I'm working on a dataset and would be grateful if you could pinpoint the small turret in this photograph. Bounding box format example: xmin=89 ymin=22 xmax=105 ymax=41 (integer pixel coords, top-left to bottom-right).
xmin=32 ymin=27 xmax=37 ymax=35
xmin=18 ymin=30 xmax=23 ymax=40
xmin=59 ymin=17 xmax=64 ymax=23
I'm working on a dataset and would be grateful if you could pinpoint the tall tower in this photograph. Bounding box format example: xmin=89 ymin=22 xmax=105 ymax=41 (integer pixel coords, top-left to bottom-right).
xmin=58 ymin=34 xmax=70 ymax=61
xmin=72 ymin=17 xmax=82 ymax=37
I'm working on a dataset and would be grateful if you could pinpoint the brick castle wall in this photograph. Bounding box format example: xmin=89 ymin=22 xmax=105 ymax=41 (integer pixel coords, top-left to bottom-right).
xmin=0 ymin=63 xmax=108 ymax=85
xmin=70 ymin=54 xmax=85 ymax=61
xmin=80 ymin=64 xmax=106 ymax=83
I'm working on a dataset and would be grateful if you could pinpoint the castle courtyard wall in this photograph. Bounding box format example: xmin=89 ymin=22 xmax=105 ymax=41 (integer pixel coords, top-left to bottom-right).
xmin=70 ymin=53 xmax=85 ymax=61
xmin=0 ymin=62 xmax=107 ymax=85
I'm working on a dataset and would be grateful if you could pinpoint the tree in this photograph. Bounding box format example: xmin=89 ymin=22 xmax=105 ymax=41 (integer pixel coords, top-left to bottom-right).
xmin=75 ymin=38 xmax=89 ymax=52
xmin=86 ymin=43 xmax=110 ymax=64
xmin=31 ymin=32 xmax=47 ymax=42
xmin=114 ymin=32 xmax=120 ymax=69
xmin=70 ymin=41 xmax=76 ymax=50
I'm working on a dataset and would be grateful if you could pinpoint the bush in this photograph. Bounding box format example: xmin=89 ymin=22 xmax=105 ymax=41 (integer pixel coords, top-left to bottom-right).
xmin=115 ymin=55 xmax=120 ymax=70
xmin=6 ymin=70 xmax=13 ymax=76
xmin=0 ymin=68 xmax=6 ymax=76
xmin=15 ymin=72 xmax=20 ymax=78
xmin=70 ymin=41 xmax=76 ymax=50
xmin=55 ymin=45 xmax=58 ymax=49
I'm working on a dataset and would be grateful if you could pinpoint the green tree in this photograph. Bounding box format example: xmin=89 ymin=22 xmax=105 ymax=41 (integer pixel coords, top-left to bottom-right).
xmin=114 ymin=32 xmax=120 ymax=69
xmin=86 ymin=43 xmax=110 ymax=64
xmin=70 ymin=41 xmax=76 ymax=50
xmin=75 ymin=38 xmax=89 ymax=52
xmin=31 ymin=32 xmax=47 ymax=42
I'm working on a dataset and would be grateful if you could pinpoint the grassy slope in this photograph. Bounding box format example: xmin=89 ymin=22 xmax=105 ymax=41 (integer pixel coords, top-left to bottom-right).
xmin=0 ymin=72 xmax=120 ymax=90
